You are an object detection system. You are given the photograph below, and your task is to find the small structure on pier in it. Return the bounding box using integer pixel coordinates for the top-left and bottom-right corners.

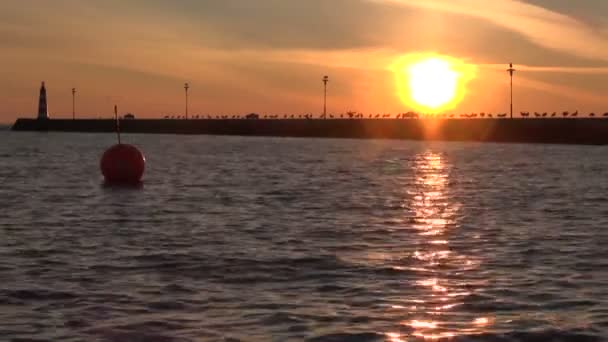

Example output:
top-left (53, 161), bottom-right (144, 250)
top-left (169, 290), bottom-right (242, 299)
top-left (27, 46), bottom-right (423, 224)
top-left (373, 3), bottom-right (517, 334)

top-left (37, 82), bottom-right (49, 120)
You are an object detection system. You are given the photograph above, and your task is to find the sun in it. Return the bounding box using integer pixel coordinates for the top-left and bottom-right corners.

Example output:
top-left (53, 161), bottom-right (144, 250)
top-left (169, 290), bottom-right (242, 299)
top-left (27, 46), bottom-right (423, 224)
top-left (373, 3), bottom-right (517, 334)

top-left (392, 54), bottom-right (476, 112)
top-left (409, 58), bottom-right (458, 109)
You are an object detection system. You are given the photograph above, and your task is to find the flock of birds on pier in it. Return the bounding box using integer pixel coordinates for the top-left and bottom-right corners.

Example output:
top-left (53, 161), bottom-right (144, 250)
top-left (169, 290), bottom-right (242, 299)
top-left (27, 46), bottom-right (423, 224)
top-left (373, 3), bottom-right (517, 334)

top-left (162, 111), bottom-right (608, 120)
top-left (519, 111), bottom-right (608, 118)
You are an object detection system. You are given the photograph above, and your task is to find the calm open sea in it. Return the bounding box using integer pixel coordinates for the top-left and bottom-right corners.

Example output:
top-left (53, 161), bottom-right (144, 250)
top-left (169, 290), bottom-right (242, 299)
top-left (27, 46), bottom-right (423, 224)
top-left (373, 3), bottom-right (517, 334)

top-left (1, 129), bottom-right (607, 341)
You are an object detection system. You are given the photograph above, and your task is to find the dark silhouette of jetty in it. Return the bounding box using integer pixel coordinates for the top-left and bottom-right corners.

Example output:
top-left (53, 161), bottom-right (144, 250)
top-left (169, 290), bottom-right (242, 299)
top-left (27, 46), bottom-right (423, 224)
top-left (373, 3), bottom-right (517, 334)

top-left (11, 117), bottom-right (608, 145)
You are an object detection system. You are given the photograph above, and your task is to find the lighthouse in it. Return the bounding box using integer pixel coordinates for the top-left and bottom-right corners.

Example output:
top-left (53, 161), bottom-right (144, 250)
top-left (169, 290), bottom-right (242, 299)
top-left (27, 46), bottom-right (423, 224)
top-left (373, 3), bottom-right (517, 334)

top-left (37, 82), bottom-right (49, 120)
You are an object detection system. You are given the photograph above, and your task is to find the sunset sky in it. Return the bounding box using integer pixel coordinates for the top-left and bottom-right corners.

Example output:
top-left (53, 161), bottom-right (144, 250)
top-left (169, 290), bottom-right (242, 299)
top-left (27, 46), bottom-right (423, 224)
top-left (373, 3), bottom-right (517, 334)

top-left (1, 0), bottom-right (608, 122)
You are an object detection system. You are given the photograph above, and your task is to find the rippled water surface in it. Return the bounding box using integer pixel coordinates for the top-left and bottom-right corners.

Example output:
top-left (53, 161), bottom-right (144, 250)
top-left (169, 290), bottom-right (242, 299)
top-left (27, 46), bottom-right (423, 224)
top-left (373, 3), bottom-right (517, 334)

top-left (1, 130), bottom-right (608, 341)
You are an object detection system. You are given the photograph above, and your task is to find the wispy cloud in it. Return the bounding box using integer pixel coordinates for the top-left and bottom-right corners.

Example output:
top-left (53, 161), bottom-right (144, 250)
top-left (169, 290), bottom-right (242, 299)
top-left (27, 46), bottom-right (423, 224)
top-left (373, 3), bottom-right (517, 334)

top-left (518, 76), bottom-right (606, 105)
top-left (371, 0), bottom-right (608, 62)
top-left (480, 64), bottom-right (608, 74)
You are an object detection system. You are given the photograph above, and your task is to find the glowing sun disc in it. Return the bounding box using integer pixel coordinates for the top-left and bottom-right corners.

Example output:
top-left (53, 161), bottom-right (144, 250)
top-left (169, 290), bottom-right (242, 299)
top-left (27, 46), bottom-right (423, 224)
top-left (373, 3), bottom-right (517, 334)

top-left (409, 58), bottom-right (458, 109)
top-left (393, 54), bottom-right (476, 112)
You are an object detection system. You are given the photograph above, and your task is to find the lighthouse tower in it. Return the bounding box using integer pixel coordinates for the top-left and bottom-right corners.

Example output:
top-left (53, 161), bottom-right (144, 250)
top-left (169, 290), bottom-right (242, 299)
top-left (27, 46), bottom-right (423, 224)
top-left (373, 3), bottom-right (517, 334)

top-left (37, 82), bottom-right (49, 120)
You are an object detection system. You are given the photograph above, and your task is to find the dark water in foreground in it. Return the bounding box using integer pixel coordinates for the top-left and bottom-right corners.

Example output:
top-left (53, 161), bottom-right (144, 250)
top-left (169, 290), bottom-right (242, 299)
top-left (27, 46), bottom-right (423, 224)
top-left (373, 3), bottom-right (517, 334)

top-left (1, 131), bottom-right (608, 341)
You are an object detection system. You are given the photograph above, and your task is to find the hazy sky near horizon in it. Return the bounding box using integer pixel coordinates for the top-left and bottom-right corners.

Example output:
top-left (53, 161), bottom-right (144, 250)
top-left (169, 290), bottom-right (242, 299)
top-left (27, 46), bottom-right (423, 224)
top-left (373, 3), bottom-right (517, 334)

top-left (1, 0), bottom-right (608, 121)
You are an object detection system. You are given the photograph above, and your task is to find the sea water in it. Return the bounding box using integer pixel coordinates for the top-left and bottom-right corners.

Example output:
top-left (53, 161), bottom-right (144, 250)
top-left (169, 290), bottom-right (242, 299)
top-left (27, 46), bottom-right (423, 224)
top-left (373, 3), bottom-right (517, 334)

top-left (1, 130), bottom-right (607, 341)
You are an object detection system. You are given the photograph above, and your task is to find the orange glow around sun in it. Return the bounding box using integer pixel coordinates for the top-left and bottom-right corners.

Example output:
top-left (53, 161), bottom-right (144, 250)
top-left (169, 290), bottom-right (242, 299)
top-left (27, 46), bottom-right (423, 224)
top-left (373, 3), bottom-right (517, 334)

top-left (392, 53), bottom-right (476, 113)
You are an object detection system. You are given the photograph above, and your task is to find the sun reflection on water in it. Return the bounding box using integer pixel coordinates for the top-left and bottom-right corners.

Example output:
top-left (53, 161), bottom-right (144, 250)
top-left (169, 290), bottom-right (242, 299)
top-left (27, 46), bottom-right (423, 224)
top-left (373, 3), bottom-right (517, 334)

top-left (385, 332), bottom-right (406, 342)
top-left (390, 151), bottom-right (492, 339)
top-left (409, 320), bottom-right (438, 329)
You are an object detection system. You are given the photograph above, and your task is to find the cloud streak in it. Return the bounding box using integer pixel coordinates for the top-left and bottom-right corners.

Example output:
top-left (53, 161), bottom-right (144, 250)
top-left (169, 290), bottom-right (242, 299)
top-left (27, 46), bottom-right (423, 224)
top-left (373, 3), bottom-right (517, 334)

top-left (371, 0), bottom-right (608, 62)
top-left (479, 64), bottom-right (608, 74)
top-left (518, 76), bottom-right (606, 105)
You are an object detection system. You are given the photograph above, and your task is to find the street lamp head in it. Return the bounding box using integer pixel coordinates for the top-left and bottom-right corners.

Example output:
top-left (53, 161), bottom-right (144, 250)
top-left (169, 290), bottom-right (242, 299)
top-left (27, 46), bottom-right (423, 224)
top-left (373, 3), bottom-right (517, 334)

top-left (507, 63), bottom-right (516, 74)
top-left (323, 76), bottom-right (329, 83)
top-left (184, 83), bottom-right (189, 90)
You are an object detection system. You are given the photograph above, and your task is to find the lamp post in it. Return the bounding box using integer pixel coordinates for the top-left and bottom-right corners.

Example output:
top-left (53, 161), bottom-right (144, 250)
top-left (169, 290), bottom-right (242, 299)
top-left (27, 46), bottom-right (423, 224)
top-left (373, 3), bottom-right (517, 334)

top-left (184, 82), bottom-right (190, 119)
top-left (322, 76), bottom-right (329, 118)
top-left (72, 88), bottom-right (76, 120)
top-left (507, 63), bottom-right (516, 119)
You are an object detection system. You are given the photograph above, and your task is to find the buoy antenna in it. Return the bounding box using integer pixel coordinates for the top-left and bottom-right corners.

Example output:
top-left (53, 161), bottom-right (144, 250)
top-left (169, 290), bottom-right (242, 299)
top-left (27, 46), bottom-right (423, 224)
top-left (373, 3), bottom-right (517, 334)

top-left (114, 105), bottom-right (121, 144)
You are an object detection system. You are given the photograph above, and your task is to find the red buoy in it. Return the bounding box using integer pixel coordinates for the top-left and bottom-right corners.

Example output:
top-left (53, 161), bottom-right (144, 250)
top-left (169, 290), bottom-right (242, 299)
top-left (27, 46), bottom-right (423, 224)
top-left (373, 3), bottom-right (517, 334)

top-left (100, 105), bottom-right (145, 184)
top-left (100, 144), bottom-right (145, 184)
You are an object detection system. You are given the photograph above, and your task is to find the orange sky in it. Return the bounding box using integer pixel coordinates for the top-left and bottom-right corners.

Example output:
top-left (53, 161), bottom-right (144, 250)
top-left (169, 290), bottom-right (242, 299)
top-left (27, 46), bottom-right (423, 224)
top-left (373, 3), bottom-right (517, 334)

top-left (1, 0), bottom-right (608, 123)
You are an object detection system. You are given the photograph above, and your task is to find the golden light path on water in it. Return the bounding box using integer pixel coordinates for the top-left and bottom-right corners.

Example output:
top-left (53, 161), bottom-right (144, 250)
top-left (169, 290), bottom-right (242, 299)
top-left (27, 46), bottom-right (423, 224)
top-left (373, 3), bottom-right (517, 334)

top-left (385, 151), bottom-right (493, 340)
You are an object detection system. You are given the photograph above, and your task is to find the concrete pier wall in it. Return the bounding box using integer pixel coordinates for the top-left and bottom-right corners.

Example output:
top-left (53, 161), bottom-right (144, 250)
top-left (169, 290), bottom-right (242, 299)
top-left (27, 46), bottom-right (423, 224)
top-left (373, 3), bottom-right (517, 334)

top-left (11, 118), bottom-right (608, 145)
